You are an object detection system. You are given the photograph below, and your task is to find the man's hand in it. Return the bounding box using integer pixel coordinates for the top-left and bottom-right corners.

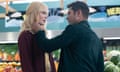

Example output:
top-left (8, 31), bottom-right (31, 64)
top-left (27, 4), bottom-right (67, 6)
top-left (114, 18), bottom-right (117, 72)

top-left (32, 23), bottom-right (46, 33)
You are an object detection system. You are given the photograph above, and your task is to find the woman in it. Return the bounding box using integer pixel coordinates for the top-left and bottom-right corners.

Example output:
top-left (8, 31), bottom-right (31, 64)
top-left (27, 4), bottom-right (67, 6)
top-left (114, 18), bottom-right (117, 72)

top-left (18, 2), bottom-right (56, 72)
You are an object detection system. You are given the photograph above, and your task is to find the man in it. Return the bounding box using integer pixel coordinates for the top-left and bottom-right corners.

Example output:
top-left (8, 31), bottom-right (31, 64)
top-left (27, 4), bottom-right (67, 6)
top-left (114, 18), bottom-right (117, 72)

top-left (32, 1), bottom-right (104, 72)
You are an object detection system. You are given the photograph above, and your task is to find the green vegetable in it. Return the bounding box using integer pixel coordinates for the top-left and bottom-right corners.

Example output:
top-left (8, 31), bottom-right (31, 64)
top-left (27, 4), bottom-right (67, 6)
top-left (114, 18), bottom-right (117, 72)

top-left (110, 55), bottom-right (120, 65)
top-left (104, 64), bottom-right (120, 72)
top-left (117, 62), bottom-right (120, 68)
top-left (104, 61), bottom-right (114, 67)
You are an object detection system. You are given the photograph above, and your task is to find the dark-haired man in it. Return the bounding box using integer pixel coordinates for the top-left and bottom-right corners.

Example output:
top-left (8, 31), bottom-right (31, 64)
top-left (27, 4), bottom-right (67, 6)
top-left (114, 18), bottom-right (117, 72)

top-left (32, 1), bottom-right (104, 72)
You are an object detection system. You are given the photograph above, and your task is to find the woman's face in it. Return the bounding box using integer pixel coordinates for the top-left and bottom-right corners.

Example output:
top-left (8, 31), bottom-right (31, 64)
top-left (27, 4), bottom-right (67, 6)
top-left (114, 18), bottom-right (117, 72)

top-left (37, 10), bottom-right (48, 25)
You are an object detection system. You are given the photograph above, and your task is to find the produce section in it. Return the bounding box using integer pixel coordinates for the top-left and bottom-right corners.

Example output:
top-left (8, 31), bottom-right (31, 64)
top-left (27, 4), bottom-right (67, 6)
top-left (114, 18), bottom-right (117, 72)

top-left (104, 50), bottom-right (120, 72)
top-left (0, 62), bottom-right (21, 72)
top-left (0, 43), bottom-right (21, 72)
top-left (0, 43), bottom-right (60, 72)
top-left (0, 44), bottom-right (20, 61)
top-left (103, 39), bottom-right (120, 72)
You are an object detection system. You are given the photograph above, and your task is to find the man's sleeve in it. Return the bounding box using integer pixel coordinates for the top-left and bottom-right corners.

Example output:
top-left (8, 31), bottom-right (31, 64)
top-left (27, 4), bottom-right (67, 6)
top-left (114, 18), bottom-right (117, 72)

top-left (97, 51), bottom-right (104, 72)
top-left (35, 25), bottom-right (76, 52)
top-left (97, 43), bottom-right (104, 72)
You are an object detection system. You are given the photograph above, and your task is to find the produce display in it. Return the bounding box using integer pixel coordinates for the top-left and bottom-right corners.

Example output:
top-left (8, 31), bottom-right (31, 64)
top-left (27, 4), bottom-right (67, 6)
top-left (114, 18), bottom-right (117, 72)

top-left (104, 50), bottom-right (120, 72)
top-left (0, 44), bottom-right (20, 61)
top-left (0, 44), bottom-right (60, 72)
top-left (4, 44), bottom-right (120, 72)
top-left (0, 62), bottom-right (21, 72)
top-left (0, 44), bottom-right (21, 72)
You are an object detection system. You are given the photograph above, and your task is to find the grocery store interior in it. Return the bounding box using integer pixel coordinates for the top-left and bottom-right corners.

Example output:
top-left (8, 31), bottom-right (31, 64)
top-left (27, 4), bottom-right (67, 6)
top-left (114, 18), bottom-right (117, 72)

top-left (0, 0), bottom-right (120, 72)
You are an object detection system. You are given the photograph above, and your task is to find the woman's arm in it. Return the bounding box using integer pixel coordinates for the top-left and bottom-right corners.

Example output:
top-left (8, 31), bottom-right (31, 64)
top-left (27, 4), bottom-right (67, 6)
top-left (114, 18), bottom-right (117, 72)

top-left (18, 31), bottom-right (34, 72)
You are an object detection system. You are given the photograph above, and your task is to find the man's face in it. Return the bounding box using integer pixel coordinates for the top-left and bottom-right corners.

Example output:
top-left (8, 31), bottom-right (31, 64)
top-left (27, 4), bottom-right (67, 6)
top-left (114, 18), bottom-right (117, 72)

top-left (66, 9), bottom-right (77, 25)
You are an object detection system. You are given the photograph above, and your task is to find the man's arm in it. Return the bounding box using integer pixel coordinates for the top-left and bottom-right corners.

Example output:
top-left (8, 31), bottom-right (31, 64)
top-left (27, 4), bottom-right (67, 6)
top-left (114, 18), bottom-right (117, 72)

top-left (35, 25), bottom-right (76, 52)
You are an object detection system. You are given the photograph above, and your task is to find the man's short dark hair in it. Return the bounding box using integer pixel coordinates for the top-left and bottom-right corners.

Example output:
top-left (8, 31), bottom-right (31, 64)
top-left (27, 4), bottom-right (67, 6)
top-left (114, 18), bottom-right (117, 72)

top-left (67, 1), bottom-right (89, 18)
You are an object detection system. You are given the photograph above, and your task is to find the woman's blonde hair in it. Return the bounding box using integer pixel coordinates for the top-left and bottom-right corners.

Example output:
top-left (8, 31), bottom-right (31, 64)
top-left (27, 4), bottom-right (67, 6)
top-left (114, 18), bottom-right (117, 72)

top-left (20, 1), bottom-right (48, 34)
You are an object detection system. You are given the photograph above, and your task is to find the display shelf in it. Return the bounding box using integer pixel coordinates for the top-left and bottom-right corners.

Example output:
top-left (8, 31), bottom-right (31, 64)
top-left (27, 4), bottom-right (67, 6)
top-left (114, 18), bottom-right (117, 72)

top-left (0, 60), bottom-right (20, 63)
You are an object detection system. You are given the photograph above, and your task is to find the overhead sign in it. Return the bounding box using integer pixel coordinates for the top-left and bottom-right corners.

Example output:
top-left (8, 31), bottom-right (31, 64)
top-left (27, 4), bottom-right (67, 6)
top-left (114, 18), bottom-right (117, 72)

top-left (88, 5), bottom-right (120, 28)
top-left (107, 6), bottom-right (120, 16)
top-left (5, 8), bottom-right (65, 29)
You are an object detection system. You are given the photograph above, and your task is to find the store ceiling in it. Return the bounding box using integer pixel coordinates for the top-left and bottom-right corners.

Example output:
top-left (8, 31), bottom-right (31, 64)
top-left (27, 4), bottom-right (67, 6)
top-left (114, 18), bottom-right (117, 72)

top-left (0, 0), bottom-right (20, 18)
top-left (0, 0), bottom-right (62, 18)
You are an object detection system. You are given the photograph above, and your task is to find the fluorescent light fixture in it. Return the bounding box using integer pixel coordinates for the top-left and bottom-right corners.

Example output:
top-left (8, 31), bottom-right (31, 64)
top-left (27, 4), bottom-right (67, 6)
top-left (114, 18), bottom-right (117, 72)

top-left (59, 9), bottom-right (68, 15)
top-left (59, 7), bottom-right (96, 15)
top-left (104, 37), bottom-right (120, 40)
top-left (0, 41), bottom-right (17, 44)
top-left (89, 7), bottom-right (96, 13)
top-left (0, 2), bottom-right (10, 4)
top-left (13, 0), bottom-right (59, 4)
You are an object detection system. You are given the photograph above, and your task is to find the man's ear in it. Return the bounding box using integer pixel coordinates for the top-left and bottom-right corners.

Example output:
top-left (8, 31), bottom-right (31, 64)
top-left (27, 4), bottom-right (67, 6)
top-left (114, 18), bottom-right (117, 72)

top-left (75, 10), bottom-right (82, 20)
top-left (77, 10), bottom-right (82, 17)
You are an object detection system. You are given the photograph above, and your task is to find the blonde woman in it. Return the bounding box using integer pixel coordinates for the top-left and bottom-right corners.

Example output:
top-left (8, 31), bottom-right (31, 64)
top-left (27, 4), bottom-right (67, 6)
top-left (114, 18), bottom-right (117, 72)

top-left (18, 2), bottom-right (56, 72)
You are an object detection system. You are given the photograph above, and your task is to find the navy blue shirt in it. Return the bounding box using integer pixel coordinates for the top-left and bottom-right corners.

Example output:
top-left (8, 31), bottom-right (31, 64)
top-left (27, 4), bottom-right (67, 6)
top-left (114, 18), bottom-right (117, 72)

top-left (35, 21), bottom-right (104, 72)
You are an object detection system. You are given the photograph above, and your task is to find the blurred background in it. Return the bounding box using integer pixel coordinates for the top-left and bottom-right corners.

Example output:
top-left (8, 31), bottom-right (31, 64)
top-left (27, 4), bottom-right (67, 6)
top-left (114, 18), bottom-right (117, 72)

top-left (0, 0), bottom-right (120, 72)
